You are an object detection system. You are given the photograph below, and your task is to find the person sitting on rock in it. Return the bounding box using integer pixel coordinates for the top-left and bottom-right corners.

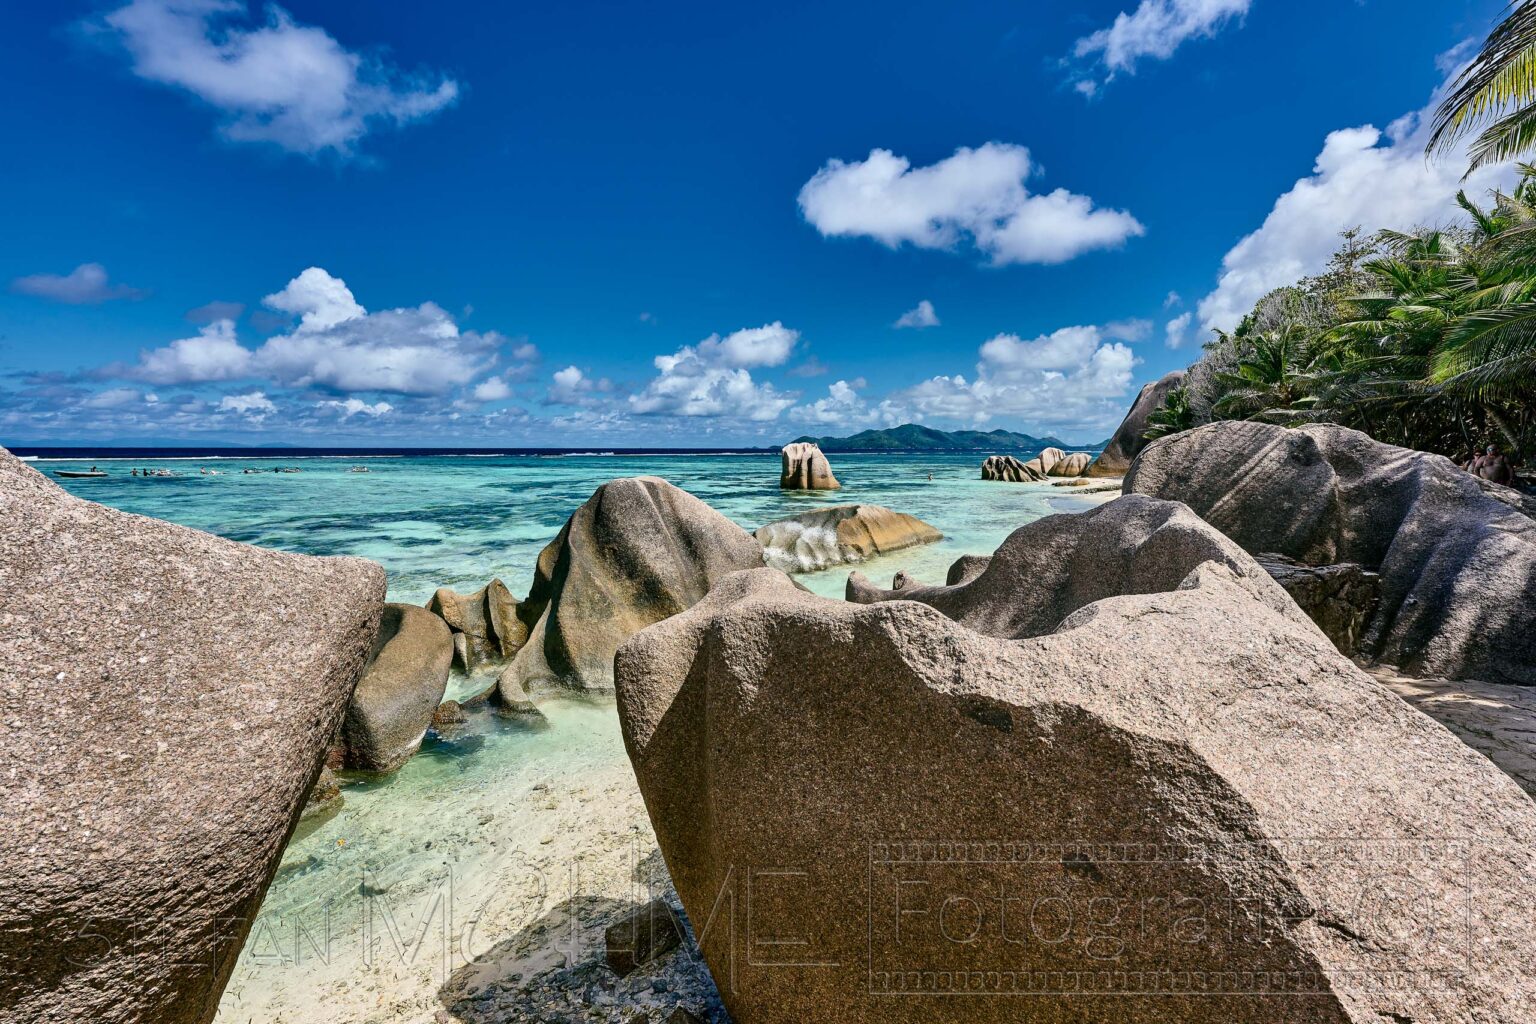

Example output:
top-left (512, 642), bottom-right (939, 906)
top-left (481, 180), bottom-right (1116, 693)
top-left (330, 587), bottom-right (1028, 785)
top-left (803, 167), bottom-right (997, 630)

top-left (1470, 444), bottom-right (1515, 486)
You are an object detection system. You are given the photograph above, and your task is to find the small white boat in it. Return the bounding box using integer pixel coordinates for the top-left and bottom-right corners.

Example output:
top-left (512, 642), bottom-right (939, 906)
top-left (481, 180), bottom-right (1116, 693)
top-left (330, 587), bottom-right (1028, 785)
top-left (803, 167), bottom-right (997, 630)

top-left (55, 470), bottom-right (108, 479)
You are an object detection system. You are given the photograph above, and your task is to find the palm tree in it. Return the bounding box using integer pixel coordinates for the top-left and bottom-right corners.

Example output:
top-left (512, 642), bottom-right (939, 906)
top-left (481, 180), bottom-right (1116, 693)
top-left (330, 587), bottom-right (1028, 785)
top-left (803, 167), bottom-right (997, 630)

top-left (1210, 326), bottom-right (1324, 422)
top-left (1429, 1), bottom-right (1536, 173)
top-left (1142, 386), bottom-right (1195, 440)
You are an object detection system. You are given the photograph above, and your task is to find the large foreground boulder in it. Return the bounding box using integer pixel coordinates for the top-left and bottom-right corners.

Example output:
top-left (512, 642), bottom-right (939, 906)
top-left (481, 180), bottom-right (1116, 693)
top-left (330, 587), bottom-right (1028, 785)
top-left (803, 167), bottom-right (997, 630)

top-left (1126, 421), bottom-right (1536, 684)
top-left (1086, 369), bottom-right (1185, 477)
top-left (338, 603), bottom-right (454, 773)
top-left (779, 442), bottom-right (840, 490)
top-left (498, 477), bottom-right (765, 695)
top-left (617, 496), bottom-right (1536, 1024)
top-left (0, 448), bottom-right (384, 1024)
top-left (754, 504), bottom-right (942, 573)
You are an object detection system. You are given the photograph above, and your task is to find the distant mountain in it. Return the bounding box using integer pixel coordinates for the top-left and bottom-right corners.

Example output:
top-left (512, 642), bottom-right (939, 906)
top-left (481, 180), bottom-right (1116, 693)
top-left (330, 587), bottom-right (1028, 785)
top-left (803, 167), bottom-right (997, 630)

top-left (790, 423), bottom-right (1097, 453)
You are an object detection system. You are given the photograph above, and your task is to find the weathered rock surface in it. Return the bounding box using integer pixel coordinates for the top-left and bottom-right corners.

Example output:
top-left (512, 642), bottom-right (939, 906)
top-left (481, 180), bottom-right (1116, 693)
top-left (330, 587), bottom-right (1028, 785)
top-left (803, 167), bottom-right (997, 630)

top-left (339, 603), bottom-right (453, 773)
top-left (980, 454), bottom-right (1043, 482)
top-left (754, 504), bottom-right (942, 573)
top-left (1126, 421), bottom-right (1536, 684)
top-left (427, 578), bottom-right (525, 672)
top-left (847, 495), bottom-right (1299, 630)
top-left (779, 442), bottom-right (840, 490)
top-left (0, 447), bottom-right (384, 1024)
top-left (617, 495), bottom-right (1536, 1024)
top-left (1086, 369), bottom-right (1186, 477)
top-left (605, 898), bottom-right (684, 976)
top-left (498, 477), bottom-right (765, 695)
top-left (1047, 450), bottom-right (1093, 477)
top-left (1255, 554), bottom-right (1380, 657)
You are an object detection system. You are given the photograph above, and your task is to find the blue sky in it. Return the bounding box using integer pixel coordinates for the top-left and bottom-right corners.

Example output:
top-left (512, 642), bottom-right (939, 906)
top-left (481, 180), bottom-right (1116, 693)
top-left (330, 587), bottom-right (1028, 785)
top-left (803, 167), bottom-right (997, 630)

top-left (0, 0), bottom-right (1512, 446)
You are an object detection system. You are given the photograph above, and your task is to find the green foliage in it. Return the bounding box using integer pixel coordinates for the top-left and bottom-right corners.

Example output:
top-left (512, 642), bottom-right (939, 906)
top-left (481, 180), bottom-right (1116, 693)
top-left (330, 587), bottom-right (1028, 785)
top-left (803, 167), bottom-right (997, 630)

top-left (1430, 1), bottom-right (1536, 174)
top-left (1143, 385), bottom-right (1195, 441)
top-left (1172, 175), bottom-right (1536, 465)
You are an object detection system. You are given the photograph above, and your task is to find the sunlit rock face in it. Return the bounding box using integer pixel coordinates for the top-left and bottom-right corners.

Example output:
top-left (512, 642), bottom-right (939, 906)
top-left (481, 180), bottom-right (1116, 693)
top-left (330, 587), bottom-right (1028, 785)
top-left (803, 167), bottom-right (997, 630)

top-left (1126, 420), bottom-right (1536, 685)
top-left (754, 504), bottom-right (942, 573)
top-left (1086, 369), bottom-right (1186, 477)
top-left (779, 442), bottom-right (841, 490)
top-left (0, 447), bottom-right (384, 1024)
top-left (498, 476), bottom-right (765, 695)
top-left (616, 496), bottom-right (1536, 1024)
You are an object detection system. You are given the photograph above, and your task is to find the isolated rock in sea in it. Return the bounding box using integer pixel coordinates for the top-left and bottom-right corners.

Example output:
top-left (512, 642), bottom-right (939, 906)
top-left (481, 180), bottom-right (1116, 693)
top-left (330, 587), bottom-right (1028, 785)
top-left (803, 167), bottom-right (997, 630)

top-left (616, 497), bottom-right (1536, 1024)
top-left (754, 504), bottom-right (942, 573)
top-left (605, 897), bottom-right (684, 976)
top-left (339, 603), bottom-right (454, 773)
top-left (0, 447), bottom-right (384, 1024)
top-left (1047, 450), bottom-right (1093, 477)
top-left (1256, 554), bottom-right (1381, 656)
top-left (778, 442), bottom-right (841, 490)
top-left (1126, 420), bottom-right (1536, 684)
top-left (499, 476), bottom-right (765, 695)
top-left (427, 578), bottom-right (525, 672)
top-left (979, 454), bottom-right (1043, 482)
top-left (1085, 368), bottom-right (1186, 477)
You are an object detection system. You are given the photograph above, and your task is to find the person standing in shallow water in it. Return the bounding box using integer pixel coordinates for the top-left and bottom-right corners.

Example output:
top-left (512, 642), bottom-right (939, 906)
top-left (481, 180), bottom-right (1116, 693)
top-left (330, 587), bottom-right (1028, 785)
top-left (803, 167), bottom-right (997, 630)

top-left (1470, 444), bottom-right (1516, 486)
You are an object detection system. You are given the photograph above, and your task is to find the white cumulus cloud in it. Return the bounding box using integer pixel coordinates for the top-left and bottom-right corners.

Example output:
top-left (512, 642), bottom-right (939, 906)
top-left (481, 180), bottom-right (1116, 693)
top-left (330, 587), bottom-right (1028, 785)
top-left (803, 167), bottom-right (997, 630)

top-left (317, 397), bottom-right (392, 417)
top-left (1196, 73), bottom-right (1514, 333)
top-left (472, 376), bottom-right (513, 402)
top-left (10, 263), bottom-right (144, 304)
top-left (630, 325), bottom-right (800, 421)
top-left (789, 379), bottom-right (903, 429)
top-left (97, 0), bottom-right (459, 158)
top-left (218, 390), bottom-right (276, 419)
top-left (894, 300), bottom-right (940, 329)
top-left (1074, 0), bottom-right (1251, 88)
top-left (1165, 311), bottom-right (1194, 349)
top-left (797, 143), bottom-right (1143, 266)
top-left (892, 324), bottom-right (1139, 434)
top-left (125, 267), bottom-right (518, 396)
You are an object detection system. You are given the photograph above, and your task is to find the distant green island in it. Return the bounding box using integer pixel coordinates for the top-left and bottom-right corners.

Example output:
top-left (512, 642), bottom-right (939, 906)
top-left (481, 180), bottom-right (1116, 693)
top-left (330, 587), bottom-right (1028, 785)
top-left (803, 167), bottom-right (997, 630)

top-left (791, 423), bottom-right (1102, 453)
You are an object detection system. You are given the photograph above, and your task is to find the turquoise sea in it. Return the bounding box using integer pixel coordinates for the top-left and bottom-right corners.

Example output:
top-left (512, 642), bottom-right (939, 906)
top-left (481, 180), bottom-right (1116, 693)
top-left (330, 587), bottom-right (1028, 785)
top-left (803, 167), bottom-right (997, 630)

top-left (41, 451), bottom-right (1115, 1022)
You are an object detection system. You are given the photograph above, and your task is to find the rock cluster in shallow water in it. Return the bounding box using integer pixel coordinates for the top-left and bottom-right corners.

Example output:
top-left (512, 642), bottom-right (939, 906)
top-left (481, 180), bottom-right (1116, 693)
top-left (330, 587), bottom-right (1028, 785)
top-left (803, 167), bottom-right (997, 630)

top-left (617, 494), bottom-right (1536, 1024)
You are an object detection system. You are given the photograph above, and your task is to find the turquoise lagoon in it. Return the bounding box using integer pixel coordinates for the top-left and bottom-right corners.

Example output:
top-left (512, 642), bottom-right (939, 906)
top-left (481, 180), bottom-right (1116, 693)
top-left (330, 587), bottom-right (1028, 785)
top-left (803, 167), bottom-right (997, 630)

top-left (45, 451), bottom-right (1114, 1021)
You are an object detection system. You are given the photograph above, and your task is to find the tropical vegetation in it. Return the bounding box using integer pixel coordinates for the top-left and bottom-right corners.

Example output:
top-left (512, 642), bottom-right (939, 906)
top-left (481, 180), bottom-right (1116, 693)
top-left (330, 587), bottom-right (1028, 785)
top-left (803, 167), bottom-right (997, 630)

top-left (1159, 180), bottom-right (1536, 465)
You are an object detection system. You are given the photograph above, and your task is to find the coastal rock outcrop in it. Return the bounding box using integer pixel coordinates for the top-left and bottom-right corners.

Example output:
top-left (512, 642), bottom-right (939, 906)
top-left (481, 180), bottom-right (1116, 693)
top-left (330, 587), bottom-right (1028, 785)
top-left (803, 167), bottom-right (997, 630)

top-left (1047, 450), bottom-right (1093, 477)
top-left (498, 476), bottom-right (765, 695)
top-left (339, 603), bottom-right (454, 773)
top-left (778, 442), bottom-right (840, 490)
top-left (980, 454), bottom-right (1042, 482)
top-left (754, 504), bottom-right (942, 573)
top-left (616, 496), bottom-right (1536, 1024)
top-left (1125, 421), bottom-right (1536, 684)
top-left (1255, 554), bottom-right (1380, 656)
top-left (1085, 368), bottom-right (1185, 477)
top-left (427, 578), bottom-right (525, 672)
top-left (0, 447), bottom-right (384, 1024)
